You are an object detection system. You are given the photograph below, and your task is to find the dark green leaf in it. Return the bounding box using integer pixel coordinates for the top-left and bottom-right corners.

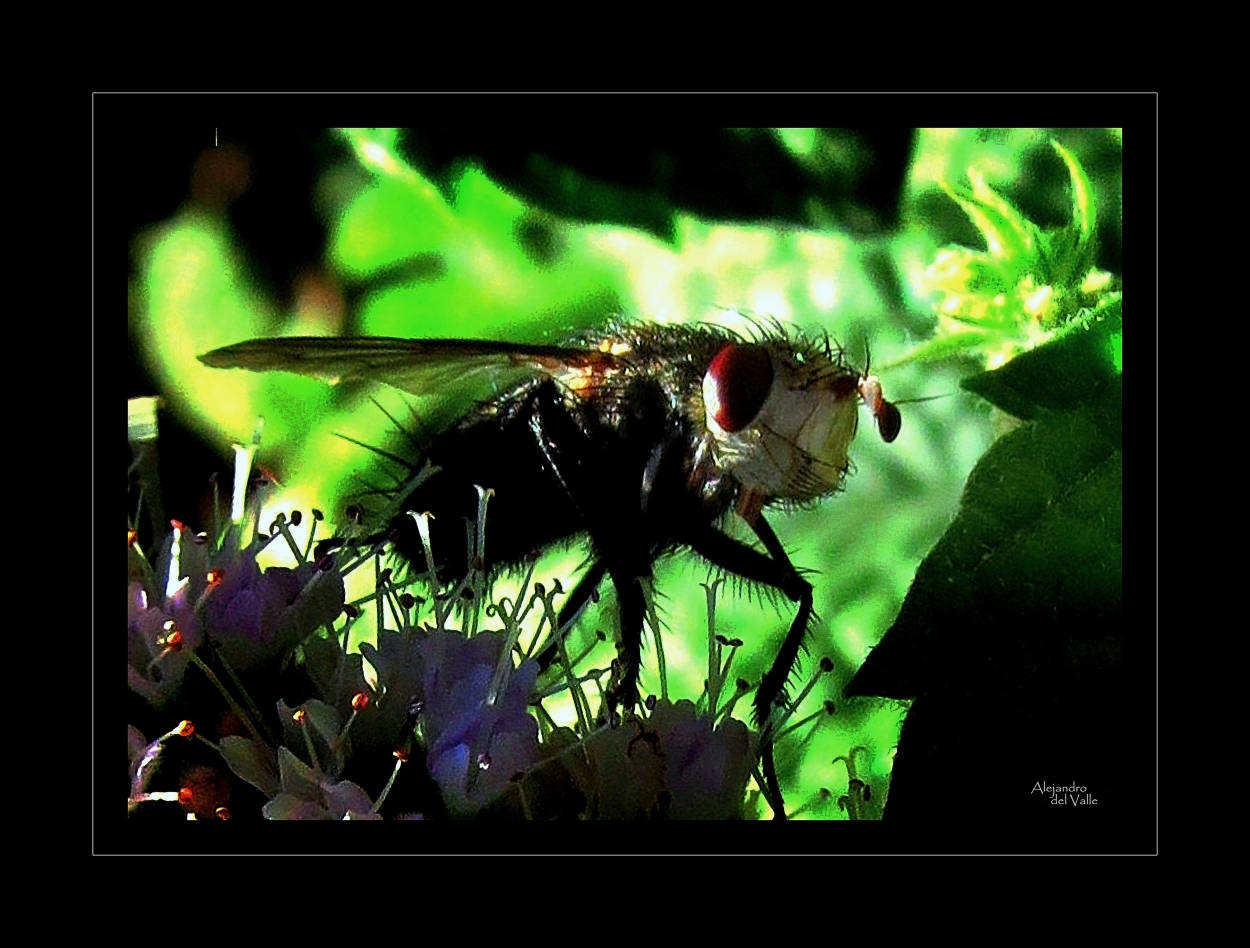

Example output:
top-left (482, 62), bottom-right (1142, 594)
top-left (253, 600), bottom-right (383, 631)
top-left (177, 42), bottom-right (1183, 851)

top-left (848, 306), bottom-right (1122, 701)
top-left (960, 297), bottom-right (1121, 445)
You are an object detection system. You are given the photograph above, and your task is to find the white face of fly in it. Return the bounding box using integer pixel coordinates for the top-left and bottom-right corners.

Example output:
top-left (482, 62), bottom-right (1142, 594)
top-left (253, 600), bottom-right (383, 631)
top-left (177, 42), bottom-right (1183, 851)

top-left (701, 340), bottom-right (862, 503)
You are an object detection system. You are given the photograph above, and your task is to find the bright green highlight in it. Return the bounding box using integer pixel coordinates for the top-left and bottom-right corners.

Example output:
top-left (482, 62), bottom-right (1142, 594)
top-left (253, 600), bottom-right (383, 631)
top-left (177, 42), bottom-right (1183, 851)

top-left (775, 127), bottom-right (818, 158)
top-left (901, 134), bottom-right (1119, 372)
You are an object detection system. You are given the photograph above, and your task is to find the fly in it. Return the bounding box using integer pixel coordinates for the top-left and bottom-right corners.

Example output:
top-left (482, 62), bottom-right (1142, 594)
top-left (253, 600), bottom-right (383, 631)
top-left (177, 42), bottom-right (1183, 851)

top-left (199, 319), bottom-right (902, 819)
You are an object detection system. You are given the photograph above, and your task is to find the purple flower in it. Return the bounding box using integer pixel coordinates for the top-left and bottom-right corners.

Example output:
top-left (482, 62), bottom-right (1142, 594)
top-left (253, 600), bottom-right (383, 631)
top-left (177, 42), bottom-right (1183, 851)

top-left (263, 746), bottom-right (382, 820)
top-left (128, 581), bottom-right (201, 704)
top-left (646, 699), bottom-right (756, 820)
top-left (414, 631), bottom-right (541, 813)
top-left (577, 699), bottom-right (757, 819)
top-left (202, 546), bottom-right (344, 669)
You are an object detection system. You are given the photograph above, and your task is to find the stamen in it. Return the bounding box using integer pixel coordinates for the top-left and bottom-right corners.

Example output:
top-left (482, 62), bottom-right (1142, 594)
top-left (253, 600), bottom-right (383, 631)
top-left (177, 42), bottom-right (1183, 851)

top-left (292, 706), bottom-right (323, 774)
top-left (786, 787), bottom-right (833, 820)
top-left (372, 751), bottom-right (407, 813)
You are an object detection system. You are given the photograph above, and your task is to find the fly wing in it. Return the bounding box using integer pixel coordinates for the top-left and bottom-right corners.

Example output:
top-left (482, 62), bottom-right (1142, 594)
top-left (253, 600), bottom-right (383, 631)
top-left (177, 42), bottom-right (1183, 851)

top-left (198, 336), bottom-right (618, 396)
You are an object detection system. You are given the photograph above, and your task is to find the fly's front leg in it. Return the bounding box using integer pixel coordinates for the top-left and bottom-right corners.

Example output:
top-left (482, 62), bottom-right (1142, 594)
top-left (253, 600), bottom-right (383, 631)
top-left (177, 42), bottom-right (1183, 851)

top-left (746, 514), bottom-right (815, 734)
top-left (750, 514), bottom-right (814, 823)
top-left (679, 515), bottom-right (814, 820)
top-left (679, 516), bottom-right (814, 725)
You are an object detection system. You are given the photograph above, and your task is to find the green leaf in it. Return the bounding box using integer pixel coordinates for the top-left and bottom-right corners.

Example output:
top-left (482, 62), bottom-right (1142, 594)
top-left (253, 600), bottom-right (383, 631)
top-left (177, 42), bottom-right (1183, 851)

top-left (846, 295), bottom-right (1122, 702)
top-left (850, 293), bottom-right (1125, 700)
top-left (1047, 141), bottom-right (1099, 289)
top-left (1036, 227), bottom-right (1078, 286)
top-left (1052, 140), bottom-right (1097, 253)
top-left (960, 297), bottom-right (1121, 445)
top-left (940, 174), bottom-right (1038, 270)
top-left (845, 410), bottom-right (1121, 700)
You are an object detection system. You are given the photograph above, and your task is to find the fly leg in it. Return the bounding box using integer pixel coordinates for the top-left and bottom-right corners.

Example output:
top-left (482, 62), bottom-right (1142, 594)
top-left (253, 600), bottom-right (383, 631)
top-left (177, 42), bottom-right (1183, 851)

top-left (744, 515), bottom-right (815, 737)
top-left (522, 382), bottom-right (650, 719)
top-left (678, 516), bottom-right (814, 821)
top-left (533, 549), bottom-right (648, 722)
top-left (602, 558), bottom-right (649, 717)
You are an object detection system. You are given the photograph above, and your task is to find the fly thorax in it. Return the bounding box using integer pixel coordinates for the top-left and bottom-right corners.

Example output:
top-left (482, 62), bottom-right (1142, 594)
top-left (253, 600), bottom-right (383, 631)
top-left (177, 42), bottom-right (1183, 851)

top-left (702, 341), bottom-right (861, 502)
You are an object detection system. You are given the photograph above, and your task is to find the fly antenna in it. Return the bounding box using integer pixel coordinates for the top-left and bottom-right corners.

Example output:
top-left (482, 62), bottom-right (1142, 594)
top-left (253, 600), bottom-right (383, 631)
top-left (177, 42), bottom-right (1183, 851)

top-left (890, 392), bottom-right (957, 406)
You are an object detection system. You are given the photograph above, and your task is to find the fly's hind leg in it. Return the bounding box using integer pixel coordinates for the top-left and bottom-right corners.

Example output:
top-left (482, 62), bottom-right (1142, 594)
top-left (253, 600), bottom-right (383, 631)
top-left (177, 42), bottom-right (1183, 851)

top-left (522, 382), bottom-right (651, 722)
top-left (539, 552), bottom-right (649, 723)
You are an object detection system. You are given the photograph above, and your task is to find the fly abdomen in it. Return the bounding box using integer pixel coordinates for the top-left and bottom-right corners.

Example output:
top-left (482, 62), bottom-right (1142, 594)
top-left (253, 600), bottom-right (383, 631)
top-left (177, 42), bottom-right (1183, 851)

top-left (387, 381), bottom-right (590, 586)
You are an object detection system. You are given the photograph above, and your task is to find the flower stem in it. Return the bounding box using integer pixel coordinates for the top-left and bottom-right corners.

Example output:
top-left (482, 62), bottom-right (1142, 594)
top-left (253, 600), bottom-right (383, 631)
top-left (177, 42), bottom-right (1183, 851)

top-left (188, 652), bottom-right (268, 747)
top-left (214, 648), bottom-right (279, 746)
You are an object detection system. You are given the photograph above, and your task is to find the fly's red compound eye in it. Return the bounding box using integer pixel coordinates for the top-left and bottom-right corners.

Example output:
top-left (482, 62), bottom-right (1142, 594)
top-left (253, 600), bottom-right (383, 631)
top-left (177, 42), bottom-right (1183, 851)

top-left (703, 344), bottom-right (774, 433)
